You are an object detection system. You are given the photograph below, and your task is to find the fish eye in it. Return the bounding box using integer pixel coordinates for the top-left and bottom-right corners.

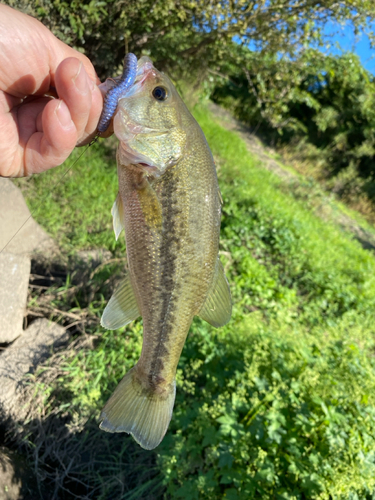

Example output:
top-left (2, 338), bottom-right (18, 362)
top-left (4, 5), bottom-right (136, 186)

top-left (152, 86), bottom-right (168, 101)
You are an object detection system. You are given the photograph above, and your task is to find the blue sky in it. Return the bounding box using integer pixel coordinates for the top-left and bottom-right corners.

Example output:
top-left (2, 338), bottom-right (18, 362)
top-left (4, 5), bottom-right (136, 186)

top-left (239, 22), bottom-right (375, 75)
top-left (325, 23), bottom-right (375, 74)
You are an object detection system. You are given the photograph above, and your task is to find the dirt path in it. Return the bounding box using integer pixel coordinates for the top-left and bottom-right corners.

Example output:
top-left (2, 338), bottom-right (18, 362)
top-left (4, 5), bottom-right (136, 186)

top-left (209, 102), bottom-right (375, 253)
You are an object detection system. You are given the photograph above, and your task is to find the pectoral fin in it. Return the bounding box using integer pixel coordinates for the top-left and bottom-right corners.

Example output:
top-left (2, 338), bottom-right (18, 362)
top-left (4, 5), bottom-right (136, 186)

top-left (199, 259), bottom-right (232, 327)
top-left (101, 274), bottom-right (140, 330)
top-left (112, 193), bottom-right (125, 241)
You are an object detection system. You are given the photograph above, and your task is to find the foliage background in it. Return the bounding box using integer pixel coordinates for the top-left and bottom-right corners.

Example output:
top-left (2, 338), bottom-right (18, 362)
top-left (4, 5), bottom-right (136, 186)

top-left (7, 0), bottom-right (375, 215)
top-left (6, 0), bottom-right (375, 78)
top-left (3, 0), bottom-right (375, 498)
top-left (211, 46), bottom-right (375, 221)
top-left (7, 106), bottom-right (375, 499)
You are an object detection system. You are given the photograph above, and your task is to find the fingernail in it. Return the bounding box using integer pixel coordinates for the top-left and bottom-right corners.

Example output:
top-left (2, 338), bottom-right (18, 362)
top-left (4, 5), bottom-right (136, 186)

top-left (56, 101), bottom-right (73, 128)
top-left (88, 76), bottom-right (96, 91)
top-left (73, 62), bottom-right (88, 94)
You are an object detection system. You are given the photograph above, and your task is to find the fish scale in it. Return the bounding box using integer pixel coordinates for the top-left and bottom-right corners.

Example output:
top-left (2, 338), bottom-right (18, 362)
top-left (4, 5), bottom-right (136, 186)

top-left (99, 56), bottom-right (232, 449)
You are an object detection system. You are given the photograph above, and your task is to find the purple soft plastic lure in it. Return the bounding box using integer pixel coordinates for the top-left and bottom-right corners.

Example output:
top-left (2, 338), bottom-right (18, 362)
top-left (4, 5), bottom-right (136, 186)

top-left (97, 53), bottom-right (138, 134)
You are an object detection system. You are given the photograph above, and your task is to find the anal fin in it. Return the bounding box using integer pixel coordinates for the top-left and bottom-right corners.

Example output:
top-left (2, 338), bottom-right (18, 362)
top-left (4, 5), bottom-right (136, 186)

top-left (101, 273), bottom-right (140, 330)
top-left (198, 258), bottom-right (232, 327)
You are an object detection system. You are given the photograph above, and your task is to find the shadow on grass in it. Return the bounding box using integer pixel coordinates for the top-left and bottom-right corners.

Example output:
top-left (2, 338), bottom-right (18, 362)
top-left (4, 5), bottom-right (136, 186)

top-left (2, 408), bottom-right (163, 500)
top-left (0, 252), bottom-right (164, 500)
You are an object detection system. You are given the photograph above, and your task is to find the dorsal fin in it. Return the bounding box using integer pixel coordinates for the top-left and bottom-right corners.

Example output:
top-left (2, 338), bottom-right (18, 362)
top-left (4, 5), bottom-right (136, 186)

top-left (198, 259), bottom-right (232, 328)
top-left (101, 274), bottom-right (141, 330)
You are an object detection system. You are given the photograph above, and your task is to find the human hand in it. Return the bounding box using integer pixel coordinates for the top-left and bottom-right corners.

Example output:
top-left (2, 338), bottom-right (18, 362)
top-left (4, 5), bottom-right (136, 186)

top-left (0, 5), bottom-right (103, 177)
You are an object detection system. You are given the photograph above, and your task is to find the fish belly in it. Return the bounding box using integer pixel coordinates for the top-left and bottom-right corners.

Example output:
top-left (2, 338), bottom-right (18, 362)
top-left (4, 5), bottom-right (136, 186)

top-left (120, 149), bottom-right (220, 387)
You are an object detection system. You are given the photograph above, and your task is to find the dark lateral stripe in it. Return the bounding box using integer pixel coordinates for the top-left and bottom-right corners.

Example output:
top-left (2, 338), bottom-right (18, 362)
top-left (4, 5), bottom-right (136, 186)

top-left (149, 172), bottom-right (182, 375)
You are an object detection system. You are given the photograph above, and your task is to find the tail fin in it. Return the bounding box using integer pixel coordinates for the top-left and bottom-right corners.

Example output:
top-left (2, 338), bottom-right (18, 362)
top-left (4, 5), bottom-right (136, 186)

top-left (99, 366), bottom-right (176, 450)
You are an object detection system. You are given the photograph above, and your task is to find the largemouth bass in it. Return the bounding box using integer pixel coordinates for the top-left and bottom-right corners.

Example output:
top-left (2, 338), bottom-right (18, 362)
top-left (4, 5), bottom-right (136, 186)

top-left (99, 57), bottom-right (231, 450)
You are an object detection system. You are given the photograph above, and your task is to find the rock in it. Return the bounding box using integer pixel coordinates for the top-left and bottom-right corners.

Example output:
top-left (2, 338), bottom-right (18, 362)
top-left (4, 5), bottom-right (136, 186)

top-left (0, 447), bottom-right (37, 500)
top-left (0, 254), bottom-right (31, 343)
top-left (0, 319), bottom-right (68, 417)
top-left (0, 178), bottom-right (56, 256)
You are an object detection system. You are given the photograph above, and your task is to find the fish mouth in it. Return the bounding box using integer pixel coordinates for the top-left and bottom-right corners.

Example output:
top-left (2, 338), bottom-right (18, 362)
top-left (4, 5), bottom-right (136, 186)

top-left (100, 56), bottom-right (156, 98)
top-left (116, 60), bottom-right (167, 133)
top-left (116, 57), bottom-right (157, 101)
top-left (113, 56), bottom-right (172, 175)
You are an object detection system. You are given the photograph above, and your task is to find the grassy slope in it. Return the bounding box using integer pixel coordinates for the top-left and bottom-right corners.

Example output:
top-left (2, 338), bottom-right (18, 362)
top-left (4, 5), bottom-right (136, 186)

top-left (13, 105), bottom-right (375, 499)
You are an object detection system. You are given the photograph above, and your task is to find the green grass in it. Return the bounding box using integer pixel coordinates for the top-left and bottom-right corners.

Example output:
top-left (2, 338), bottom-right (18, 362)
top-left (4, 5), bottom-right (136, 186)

top-left (13, 104), bottom-right (375, 499)
top-left (269, 152), bottom-right (375, 240)
top-left (14, 137), bottom-right (123, 253)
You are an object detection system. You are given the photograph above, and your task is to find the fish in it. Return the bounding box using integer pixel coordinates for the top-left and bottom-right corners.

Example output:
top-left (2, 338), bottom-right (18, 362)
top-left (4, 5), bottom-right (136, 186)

top-left (99, 56), bottom-right (232, 450)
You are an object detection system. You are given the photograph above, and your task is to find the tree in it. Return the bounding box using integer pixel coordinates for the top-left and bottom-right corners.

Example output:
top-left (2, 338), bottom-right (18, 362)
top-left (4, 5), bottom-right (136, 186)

top-left (5, 0), bottom-right (375, 79)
